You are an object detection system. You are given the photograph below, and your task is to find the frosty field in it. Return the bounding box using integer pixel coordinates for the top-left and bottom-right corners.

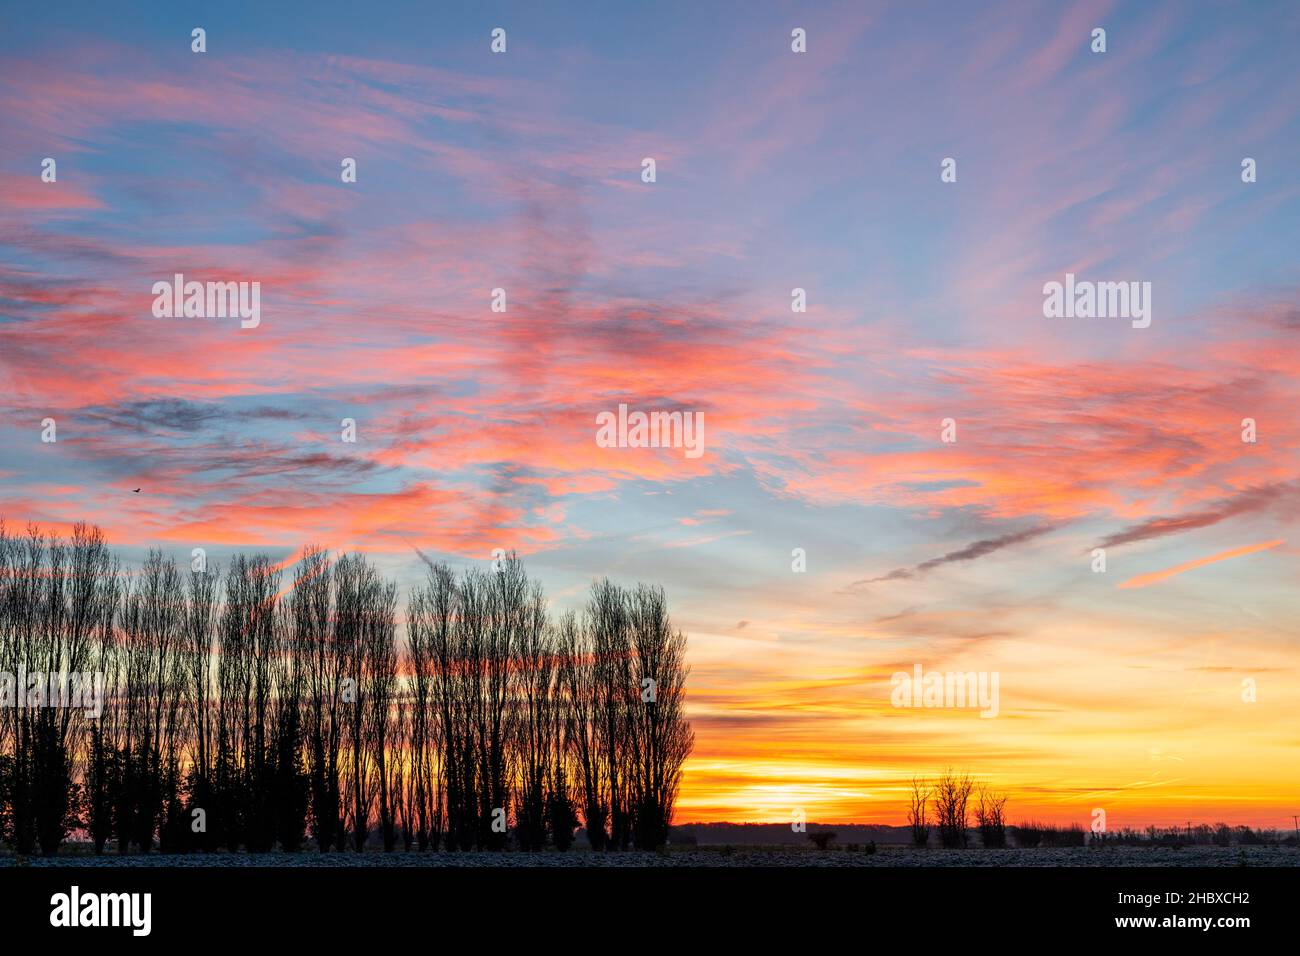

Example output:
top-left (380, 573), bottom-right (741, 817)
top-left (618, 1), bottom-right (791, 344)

top-left (4, 845), bottom-right (1296, 867)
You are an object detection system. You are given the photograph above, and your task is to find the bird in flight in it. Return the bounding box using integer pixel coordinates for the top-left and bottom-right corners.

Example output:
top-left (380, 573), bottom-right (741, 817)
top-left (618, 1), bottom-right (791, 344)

top-left (132, 488), bottom-right (140, 493)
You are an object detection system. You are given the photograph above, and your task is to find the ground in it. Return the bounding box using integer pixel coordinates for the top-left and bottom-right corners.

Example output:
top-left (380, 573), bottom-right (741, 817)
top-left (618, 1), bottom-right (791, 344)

top-left (4, 844), bottom-right (1297, 867)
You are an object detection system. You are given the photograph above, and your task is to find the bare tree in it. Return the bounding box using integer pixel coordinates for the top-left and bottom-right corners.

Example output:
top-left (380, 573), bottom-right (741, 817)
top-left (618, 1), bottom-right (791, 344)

top-left (33, 526), bottom-right (113, 854)
top-left (272, 583), bottom-right (309, 852)
top-left (476, 558), bottom-right (527, 850)
top-left (908, 776), bottom-right (931, 847)
top-left (625, 584), bottom-right (693, 849)
top-left (296, 547), bottom-right (342, 852)
top-left (214, 556), bottom-right (252, 851)
top-left (0, 525), bottom-right (47, 854)
top-left (545, 614), bottom-right (578, 850)
top-left (976, 786), bottom-right (1008, 848)
top-left (557, 610), bottom-right (608, 850)
top-left (421, 561), bottom-right (478, 850)
top-left (0, 524), bottom-right (15, 847)
top-left (118, 550), bottom-right (185, 853)
top-left (588, 579), bottom-right (633, 849)
top-left (246, 557), bottom-right (280, 852)
top-left (406, 574), bottom-right (442, 850)
top-left (84, 543), bottom-right (122, 855)
top-left (180, 557), bottom-right (218, 850)
top-left (513, 595), bottom-right (556, 851)
top-left (335, 554), bottom-right (379, 851)
top-left (933, 768), bottom-right (973, 848)
top-left (395, 689), bottom-right (417, 851)
top-left (214, 555), bottom-right (281, 852)
top-left (366, 572), bottom-right (399, 852)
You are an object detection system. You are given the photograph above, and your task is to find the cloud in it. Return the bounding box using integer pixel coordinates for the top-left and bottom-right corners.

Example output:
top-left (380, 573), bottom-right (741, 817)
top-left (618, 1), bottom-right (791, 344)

top-left (851, 525), bottom-right (1056, 587)
top-left (1117, 539), bottom-right (1284, 589)
top-left (1096, 483), bottom-right (1296, 549)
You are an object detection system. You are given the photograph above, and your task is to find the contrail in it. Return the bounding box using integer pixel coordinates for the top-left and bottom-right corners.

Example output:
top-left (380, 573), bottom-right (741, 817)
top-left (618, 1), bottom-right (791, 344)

top-left (1118, 539), bottom-right (1284, 589)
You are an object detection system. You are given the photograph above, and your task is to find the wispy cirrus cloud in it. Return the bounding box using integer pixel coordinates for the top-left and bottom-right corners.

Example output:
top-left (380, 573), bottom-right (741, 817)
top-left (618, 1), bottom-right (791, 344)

top-left (1117, 538), bottom-right (1285, 589)
top-left (850, 525), bottom-right (1058, 587)
top-left (1095, 483), bottom-right (1298, 550)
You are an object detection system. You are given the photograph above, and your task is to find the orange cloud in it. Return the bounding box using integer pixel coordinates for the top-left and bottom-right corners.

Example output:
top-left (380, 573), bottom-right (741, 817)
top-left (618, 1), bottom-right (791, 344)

top-left (1117, 539), bottom-right (1285, 589)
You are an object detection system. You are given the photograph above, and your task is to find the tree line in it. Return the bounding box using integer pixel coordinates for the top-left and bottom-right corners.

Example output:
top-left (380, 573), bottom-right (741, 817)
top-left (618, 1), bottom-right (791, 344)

top-left (0, 521), bottom-right (693, 856)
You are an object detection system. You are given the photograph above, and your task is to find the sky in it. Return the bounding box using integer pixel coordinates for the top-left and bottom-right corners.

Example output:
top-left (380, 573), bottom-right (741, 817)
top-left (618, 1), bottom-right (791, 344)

top-left (1, 0), bottom-right (1298, 830)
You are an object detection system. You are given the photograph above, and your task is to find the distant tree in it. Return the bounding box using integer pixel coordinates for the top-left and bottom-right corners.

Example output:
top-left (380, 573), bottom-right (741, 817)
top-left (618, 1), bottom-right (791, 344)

top-left (1013, 822), bottom-right (1041, 847)
top-left (1039, 823), bottom-right (1086, 847)
top-left (976, 786), bottom-right (1007, 848)
top-left (933, 769), bottom-right (973, 848)
top-left (809, 831), bottom-right (837, 850)
top-left (908, 777), bottom-right (932, 847)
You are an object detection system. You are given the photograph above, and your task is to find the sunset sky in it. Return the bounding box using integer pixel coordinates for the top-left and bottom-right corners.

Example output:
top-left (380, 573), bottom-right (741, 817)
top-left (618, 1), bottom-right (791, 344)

top-left (2, 1), bottom-right (1298, 830)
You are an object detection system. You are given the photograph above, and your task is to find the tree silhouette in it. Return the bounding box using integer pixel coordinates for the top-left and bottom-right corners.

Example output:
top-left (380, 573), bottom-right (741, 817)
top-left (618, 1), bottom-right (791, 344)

top-left (0, 522), bottom-right (695, 856)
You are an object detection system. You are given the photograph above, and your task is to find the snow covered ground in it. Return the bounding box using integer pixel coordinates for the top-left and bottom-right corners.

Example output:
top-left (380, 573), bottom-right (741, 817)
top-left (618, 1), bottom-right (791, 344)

top-left (4, 844), bottom-right (1296, 867)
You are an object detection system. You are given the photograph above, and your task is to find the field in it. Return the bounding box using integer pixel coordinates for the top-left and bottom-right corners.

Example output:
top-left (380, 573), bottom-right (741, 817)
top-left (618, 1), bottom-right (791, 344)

top-left (5, 844), bottom-right (1297, 867)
